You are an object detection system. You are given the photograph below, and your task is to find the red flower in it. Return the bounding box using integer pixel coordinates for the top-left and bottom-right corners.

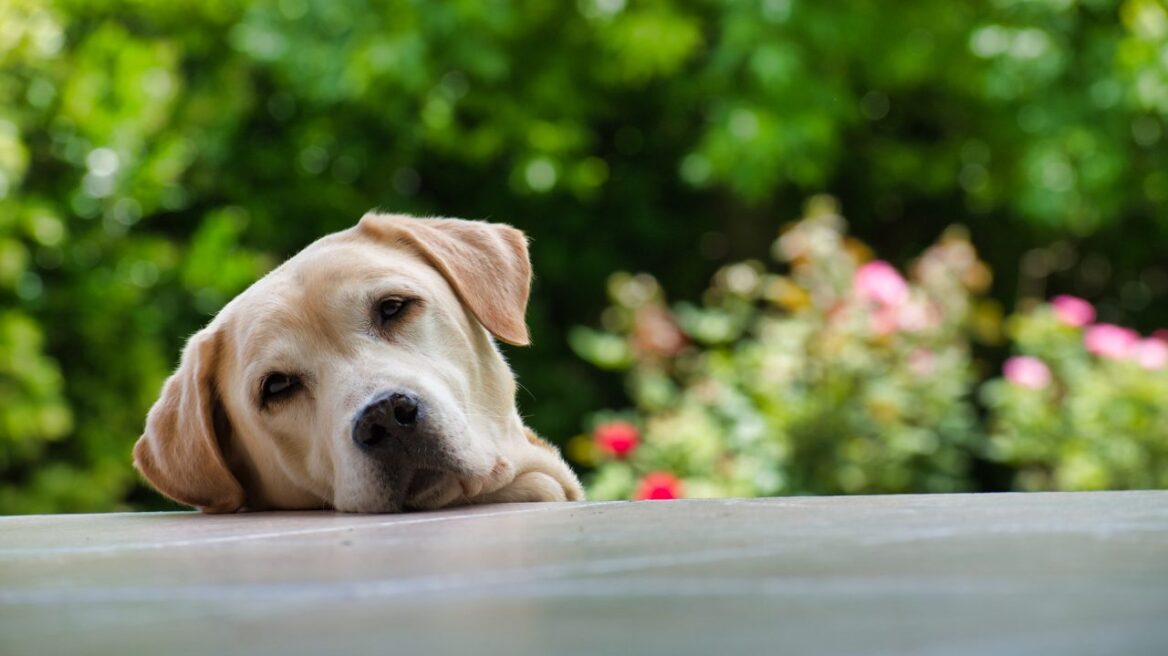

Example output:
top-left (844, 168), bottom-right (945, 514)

top-left (594, 421), bottom-right (639, 458)
top-left (634, 472), bottom-right (683, 500)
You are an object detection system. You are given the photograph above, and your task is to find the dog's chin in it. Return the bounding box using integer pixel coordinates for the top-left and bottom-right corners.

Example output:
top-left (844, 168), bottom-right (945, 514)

top-left (334, 470), bottom-right (467, 513)
top-left (401, 469), bottom-right (466, 510)
top-left (333, 448), bottom-right (506, 513)
top-left (332, 496), bottom-right (402, 514)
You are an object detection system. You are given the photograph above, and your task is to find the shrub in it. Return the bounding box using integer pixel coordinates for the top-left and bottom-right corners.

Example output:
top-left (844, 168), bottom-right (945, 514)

top-left (572, 197), bottom-right (1167, 499)
top-left (983, 306), bottom-right (1168, 490)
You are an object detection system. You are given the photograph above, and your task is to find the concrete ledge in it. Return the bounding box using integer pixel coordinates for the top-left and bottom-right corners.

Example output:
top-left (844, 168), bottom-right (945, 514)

top-left (2, 491), bottom-right (1166, 655)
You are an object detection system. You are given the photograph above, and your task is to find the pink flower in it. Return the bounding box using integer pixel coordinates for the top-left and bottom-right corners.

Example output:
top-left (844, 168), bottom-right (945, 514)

top-left (1050, 295), bottom-right (1095, 327)
top-left (632, 306), bottom-right (686, 357)
top-left (896, 299), bottom-right (940, 332)
top-left (870, 305), bottom-right (900, 335)
top-left (634, 472), bottom-right (683, 500)
top-left (594, 421), bottom-right (639, 458)
top-left (1084, 324), bottom-right (1140, 359)
top-left (1132, 338), bottom-right (1168, 370)
top-left (1003, 356), bottom-right (1052, 390)
top-left (907, 349), bottom-right (937, 377)
top-left (854, 261), bottom-right (910, 307)
top-left (869, 299), bottom-right (939, 336)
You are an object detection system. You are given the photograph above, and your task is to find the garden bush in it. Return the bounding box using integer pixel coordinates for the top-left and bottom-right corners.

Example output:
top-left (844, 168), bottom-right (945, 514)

top-left (985, 301), bottom-right (1168, 490)
top-left (572, 197), bottom-right (1167, 500)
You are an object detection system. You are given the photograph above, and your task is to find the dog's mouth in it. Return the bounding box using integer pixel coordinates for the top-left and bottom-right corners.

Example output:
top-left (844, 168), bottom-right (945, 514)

top-left (404, 468), bottom-right (447, 502)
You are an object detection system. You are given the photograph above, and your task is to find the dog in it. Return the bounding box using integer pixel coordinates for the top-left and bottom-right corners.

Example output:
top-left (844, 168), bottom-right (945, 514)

top-left (134, 213), bottom-right (584, 513)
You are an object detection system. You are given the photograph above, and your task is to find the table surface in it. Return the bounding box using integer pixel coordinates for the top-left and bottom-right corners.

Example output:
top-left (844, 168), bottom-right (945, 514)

top-left (1, 491), bottom-right (1166, 656)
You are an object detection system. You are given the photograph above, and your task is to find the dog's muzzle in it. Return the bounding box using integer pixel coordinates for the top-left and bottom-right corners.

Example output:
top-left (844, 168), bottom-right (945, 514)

top-left (351, 390), bottom-right (459, 507)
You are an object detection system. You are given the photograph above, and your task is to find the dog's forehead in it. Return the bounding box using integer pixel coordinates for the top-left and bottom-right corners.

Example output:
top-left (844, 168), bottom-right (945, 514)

top-left (289, 233), bottom-right (428, 284)
top-left (220, 234), bottom-right (443, 366)
top-left (256, 236), bottom-right (437, 305)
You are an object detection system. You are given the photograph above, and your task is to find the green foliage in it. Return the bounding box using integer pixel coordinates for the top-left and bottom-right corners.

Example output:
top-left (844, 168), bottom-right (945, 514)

top-left (984, 311), bottom-right (1168, 490)
top-left (574, 198), bottom-right (1167, 500)
top-left (1, 0), bottom-right (1166, 512)
top-left (575, 198), bottom-right (991, 498)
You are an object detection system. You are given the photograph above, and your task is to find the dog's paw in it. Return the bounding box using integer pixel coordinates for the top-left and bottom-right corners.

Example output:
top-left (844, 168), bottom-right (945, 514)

top-left (473, 471), bottom-right (572, 503)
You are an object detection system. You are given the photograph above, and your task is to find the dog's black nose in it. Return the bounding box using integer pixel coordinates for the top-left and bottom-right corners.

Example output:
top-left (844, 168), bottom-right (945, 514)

top-left (389, 393), bottom-right (418, 427)
top-left (352, 391), bottom-right (424, 449)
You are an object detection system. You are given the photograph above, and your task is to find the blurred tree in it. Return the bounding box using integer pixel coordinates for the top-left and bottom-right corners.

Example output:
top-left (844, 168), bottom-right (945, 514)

top-left (1, 0), bottom-right (1165, 511)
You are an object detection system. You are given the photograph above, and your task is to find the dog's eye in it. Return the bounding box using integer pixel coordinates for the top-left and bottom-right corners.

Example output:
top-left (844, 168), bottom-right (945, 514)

top-left (261, 373), bottom-right (301, 404)
top-left (378, 298), bottom-right (408, 323)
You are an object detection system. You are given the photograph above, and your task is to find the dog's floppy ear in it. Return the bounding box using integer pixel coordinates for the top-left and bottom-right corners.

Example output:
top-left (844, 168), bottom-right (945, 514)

top-left (133, 327), bottom-right (245, 513)
top-left (357, 213), bottom-right (533, 346)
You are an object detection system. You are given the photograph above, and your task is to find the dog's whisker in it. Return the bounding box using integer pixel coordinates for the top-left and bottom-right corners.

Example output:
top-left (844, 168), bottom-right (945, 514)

top-left (514, 380), bottom-right (536, 401)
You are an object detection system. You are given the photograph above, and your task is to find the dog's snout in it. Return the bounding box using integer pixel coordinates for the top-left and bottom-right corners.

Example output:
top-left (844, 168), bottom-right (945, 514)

top-left (352, 391), bottom-right (424, 450)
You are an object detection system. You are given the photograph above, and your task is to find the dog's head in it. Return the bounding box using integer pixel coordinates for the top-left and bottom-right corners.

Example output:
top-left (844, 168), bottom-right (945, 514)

top-left (134, 213), bottom-right (580, 513)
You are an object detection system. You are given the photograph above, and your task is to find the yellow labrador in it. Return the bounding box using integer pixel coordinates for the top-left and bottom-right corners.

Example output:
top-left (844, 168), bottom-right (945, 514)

top-left (134, 213), bottom-right (583, 513)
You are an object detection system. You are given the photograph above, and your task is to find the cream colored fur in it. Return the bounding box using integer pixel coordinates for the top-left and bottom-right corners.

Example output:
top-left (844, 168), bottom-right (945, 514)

top-left (134, 213), bottom-right (583, 513)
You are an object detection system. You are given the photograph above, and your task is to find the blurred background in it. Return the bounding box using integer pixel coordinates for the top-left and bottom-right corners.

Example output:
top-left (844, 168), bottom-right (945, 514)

top-left (1, 0), bottom-right (1166, 512)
